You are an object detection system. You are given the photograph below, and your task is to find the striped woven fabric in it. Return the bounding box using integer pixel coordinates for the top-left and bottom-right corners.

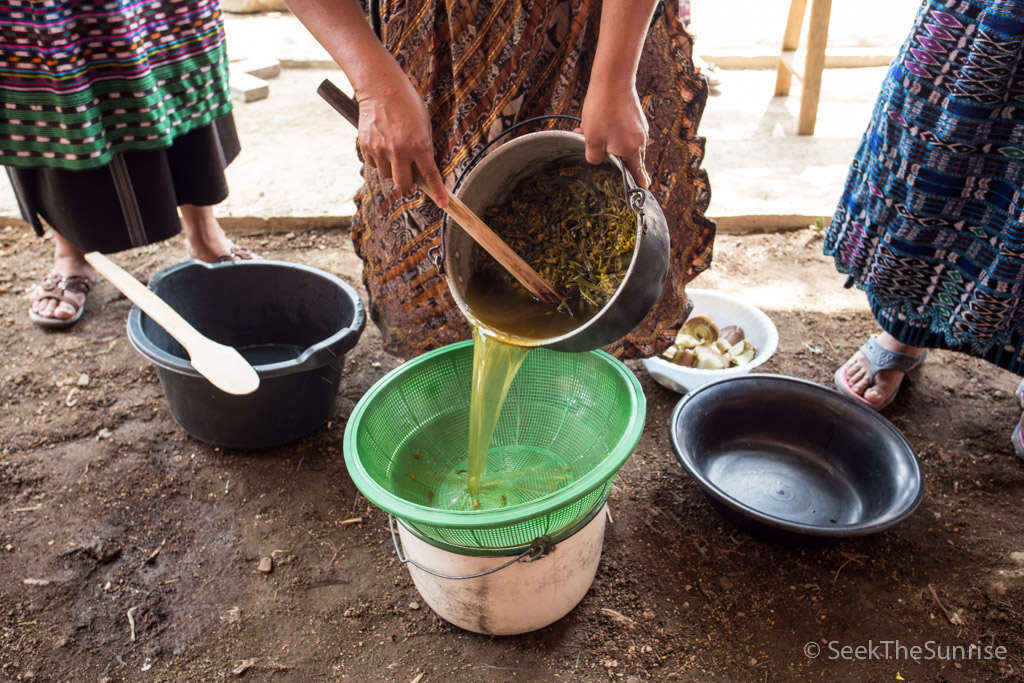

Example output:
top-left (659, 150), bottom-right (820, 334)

top-left (0, 0), bottom-right (232, 170)
top-left (353, 0), bottom-right (714, 360)
top-left (825, 0), bottom-right (1024, 371)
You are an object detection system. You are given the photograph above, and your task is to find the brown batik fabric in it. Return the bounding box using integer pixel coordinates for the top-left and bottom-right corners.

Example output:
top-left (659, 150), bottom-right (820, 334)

top-left (352, 0), bottom-right (714, 360)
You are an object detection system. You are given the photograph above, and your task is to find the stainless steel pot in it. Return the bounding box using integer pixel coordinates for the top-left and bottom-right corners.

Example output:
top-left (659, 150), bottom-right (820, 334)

top-left (437, 128), bottom-right (670, 352)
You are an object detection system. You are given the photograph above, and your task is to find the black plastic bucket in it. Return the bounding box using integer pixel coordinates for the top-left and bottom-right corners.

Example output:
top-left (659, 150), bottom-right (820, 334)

top-left (126, 259), bottom-right (366, 449)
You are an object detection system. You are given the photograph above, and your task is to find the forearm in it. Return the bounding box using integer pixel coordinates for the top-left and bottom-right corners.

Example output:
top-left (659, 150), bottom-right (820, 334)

top-left (283, 0), bottom-right (406, 100)
top-left (591, 0), bottom-right (659, 87)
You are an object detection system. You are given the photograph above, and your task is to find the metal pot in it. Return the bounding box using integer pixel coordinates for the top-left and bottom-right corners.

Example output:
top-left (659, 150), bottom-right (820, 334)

top-left (437, 128), bottom-right (670, 352)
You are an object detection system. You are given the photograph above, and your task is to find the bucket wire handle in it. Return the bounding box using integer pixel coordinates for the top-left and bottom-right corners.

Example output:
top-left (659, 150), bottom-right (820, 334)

top-left (431, 114), bottom-right (582, 273)
top-left (389, 515), bottom-right (552, 580)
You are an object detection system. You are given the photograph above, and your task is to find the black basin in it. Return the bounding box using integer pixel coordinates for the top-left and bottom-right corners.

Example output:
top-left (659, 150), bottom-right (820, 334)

top-left (670, 374), bottom-right (923, 543)
top-left (127, 259), bottom-right (365, 450)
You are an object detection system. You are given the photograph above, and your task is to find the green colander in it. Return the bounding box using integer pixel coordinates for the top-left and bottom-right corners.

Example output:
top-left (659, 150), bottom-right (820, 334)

top-left (343, 340), bottom-right (645, 551)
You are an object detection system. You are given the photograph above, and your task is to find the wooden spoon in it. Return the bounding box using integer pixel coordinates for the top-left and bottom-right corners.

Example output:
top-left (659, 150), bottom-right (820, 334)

top-left (84, 252), bottom-right (260, 396)
top-left (316, 79), bottom-right (561, 304)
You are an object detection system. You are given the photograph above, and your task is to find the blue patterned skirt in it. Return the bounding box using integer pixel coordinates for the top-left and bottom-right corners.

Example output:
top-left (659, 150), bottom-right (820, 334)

top-left (824, 0), bottom-right (1024, 373)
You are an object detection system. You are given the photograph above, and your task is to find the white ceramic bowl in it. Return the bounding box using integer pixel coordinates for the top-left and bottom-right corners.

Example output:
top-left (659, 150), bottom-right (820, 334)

top-left (641, 289), bottom-right (779, 394)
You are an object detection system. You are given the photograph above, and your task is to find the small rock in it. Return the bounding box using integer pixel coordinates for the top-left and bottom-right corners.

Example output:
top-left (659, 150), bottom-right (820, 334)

top-left (257, 557), bottom-right (273, 573)
top-left (408, 601), bottom-right (420, 610)
top-left (749, 657), bottom-right (758, 666)
top-left (221, 606), bottom-right (242, 624)
top-left (4, 544), bottom-right (12, 552)
top-left (77, 373), bottom-right (89, 387)
top-left (232, 658), bottom-right (258, 676)
top-left (627, 677), bottom-right (641, 683)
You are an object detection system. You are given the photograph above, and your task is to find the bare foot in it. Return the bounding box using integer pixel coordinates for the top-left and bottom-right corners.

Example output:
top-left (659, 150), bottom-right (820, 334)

top-left (179, 204), bottom-right (249, 263)
top-left (839, 332), bottom-right (926, 408)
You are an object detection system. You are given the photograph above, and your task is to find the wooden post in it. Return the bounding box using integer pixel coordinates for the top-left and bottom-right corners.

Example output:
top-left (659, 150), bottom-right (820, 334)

top-left (774, 0), bottom-right (808, 97)
top-left (799, 0), bottom-right (833, 135)
top-left (773, 0), bottom-right (833, 135)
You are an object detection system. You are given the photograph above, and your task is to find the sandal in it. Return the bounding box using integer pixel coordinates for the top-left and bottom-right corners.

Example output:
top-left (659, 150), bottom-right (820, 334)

top-left (28, 271), bottom-right (93, 329)
top-left (1011, 378), bottom-right (1024, 458)
top-left (211, 244), bottom-right (259, 262)
top-left (185, 240), bottom-right (261, 263)
top-left (833, 335), bottom-right (928, 411)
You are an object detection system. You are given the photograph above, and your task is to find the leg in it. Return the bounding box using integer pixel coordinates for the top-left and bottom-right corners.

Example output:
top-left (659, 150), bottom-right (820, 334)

top-left (178, 204), bottom-right (243, 263)
top-left (29, 232), bottom-right (96, 324)
top-left (774, 0), bottom-right (808, 97)
top-left (836, 331), bottom-right (928, 409)
top-left (797, 0), bottom-right (832, 135)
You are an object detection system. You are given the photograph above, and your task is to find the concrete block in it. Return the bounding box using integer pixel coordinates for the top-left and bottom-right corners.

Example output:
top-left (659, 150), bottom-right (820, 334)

top-left (233, 57), bottom-right (282, 80)
top-left (222, 0), bottom-right (287, 13)
top-left (230, 71), bottom-right (269, 102)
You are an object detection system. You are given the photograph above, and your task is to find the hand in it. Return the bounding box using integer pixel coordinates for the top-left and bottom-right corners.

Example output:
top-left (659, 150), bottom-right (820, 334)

top-left (355, 77), bottom-right (448, 207)
top-left (579, 80), bottom-right (651, 189)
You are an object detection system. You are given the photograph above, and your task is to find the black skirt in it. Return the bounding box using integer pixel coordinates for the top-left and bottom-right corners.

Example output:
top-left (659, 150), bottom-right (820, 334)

top-left (5, 112), bottom-right (241, 254)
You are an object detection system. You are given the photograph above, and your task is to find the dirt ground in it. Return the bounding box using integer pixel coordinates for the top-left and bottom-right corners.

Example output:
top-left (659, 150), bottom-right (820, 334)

top-left (3, 224), bottom-right (1024, 682)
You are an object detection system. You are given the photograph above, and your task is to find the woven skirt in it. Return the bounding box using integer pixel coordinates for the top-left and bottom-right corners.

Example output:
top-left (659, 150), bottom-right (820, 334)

top-left (824, 0), bottom-right (1024, 373)
top-left (6, 112), bottom-right (240, 255)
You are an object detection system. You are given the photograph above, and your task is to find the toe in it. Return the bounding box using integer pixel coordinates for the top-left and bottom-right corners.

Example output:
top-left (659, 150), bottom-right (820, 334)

top-left (53, 300), bottom-right (76, 320)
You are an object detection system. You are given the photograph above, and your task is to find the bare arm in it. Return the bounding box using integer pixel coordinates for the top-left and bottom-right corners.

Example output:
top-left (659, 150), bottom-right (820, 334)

top-left (581, 0), bottom-right (660, 188)
top-left (284, 0), bottom-right (448, 204)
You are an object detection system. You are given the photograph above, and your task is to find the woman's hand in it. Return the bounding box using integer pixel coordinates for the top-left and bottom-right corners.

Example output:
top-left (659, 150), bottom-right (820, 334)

top-left (283, 0), bottom-right (448, 206)
top-left (580, 79), bottom-right (650, 189)
top-left (580, 0), bottom-right (658, 189)
top-left (356, 75), bottom-right (448, 206)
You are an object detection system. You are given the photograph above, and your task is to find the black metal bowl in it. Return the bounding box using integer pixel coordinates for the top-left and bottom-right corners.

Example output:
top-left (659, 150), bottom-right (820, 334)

top-left (670, 374), bottom-right (924, 543)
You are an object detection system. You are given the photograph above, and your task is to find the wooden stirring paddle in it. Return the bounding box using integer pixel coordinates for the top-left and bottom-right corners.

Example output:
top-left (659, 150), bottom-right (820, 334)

top-left (84, 252), bottom-right (260, 396)
top-left (316, 79), bottom-right (561, 304)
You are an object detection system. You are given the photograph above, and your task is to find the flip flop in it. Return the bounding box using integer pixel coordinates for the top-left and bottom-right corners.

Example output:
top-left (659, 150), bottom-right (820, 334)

top-left (833, 335), bottom-right (928, 411)
top-left (28, 272), bottom-right (93, 329)
top-left (1011, 378), bottom-right (1024, 458)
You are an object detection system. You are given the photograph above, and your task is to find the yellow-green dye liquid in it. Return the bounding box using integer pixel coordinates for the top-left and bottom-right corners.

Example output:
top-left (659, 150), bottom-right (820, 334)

top-left (466, 326), bottom-right (530, 497)
top-left (400, 323), bottom-right (578, 513)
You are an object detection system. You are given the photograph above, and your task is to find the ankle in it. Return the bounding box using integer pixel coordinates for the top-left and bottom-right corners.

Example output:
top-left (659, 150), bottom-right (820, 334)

top-left (876, 332), bottom-right (924, 357)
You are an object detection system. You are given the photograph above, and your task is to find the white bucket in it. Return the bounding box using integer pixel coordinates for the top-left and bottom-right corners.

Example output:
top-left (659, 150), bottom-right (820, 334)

top-left (394, 505), bottom-right (608, 635)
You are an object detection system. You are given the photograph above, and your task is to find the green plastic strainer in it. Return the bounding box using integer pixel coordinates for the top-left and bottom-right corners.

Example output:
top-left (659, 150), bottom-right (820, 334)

top-left (343, 340), bottom-right (645, 551)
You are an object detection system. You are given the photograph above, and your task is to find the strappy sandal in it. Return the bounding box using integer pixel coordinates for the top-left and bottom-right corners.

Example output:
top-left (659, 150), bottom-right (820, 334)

top-left (833, 335), bottom-right (928, 411)
top-left (28, 272), bottom-right (93, 329)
